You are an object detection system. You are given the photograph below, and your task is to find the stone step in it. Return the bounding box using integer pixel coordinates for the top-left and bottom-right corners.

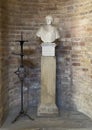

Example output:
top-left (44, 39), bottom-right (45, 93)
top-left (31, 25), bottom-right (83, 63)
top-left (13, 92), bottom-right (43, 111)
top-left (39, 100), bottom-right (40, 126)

top-left (1, 111), bottom-right (92, 130)
top-left (3, 117), bottom-right (92, 130)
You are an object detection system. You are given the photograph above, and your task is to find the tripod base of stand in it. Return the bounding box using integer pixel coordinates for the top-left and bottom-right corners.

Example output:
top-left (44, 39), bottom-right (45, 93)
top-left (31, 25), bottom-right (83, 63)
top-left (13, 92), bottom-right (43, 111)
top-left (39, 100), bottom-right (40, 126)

top-left (12, 110), bottom-right (34, 123)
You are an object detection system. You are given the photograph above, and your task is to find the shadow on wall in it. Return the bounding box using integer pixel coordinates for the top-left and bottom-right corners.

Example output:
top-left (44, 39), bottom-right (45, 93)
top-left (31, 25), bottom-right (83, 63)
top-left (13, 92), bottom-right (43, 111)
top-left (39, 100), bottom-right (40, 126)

top-left (56, 41), bottom-right (77, 111)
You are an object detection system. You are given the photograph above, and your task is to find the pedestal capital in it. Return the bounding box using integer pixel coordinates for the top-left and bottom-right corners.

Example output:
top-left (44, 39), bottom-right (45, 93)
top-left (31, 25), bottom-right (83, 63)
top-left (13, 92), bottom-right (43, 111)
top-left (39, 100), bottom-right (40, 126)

top-left (41, 43), bottom-right (56, 56)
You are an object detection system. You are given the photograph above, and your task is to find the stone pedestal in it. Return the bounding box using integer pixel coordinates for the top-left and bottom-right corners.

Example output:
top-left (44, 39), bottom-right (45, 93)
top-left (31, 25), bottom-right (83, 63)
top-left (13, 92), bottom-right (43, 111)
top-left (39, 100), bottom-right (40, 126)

top-left (38, 43), bottom-right (58, 116)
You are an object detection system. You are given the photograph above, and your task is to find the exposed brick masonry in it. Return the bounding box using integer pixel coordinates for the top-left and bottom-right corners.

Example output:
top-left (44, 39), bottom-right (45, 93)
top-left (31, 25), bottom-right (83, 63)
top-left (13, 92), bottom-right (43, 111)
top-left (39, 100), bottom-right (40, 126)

top-left (0, 0), bottom-right (9, 126)
top-left (0, 0), bottom-right (92, 125)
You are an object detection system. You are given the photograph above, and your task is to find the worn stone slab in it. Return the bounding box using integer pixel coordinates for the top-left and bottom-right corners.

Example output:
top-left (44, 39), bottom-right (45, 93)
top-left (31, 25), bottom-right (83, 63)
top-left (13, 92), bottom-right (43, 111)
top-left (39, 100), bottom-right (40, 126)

top-left (2, 110), bottom-right (92, 130)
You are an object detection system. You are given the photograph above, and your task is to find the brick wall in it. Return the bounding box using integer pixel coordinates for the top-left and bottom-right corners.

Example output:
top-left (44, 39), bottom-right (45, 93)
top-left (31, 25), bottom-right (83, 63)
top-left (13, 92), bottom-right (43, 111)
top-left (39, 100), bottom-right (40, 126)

top-left (68, 0), bottom-right (92, 118)
top-left (0, 0), bottom-right (9, 126)
top-left (0, 0), bottom-right (92, 124)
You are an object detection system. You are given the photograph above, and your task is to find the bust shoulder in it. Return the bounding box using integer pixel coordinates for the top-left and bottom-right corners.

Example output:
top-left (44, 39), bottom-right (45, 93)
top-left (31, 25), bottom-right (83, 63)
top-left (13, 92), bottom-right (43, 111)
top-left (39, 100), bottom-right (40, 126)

top-left (42, 25), bottom-right (57, 32)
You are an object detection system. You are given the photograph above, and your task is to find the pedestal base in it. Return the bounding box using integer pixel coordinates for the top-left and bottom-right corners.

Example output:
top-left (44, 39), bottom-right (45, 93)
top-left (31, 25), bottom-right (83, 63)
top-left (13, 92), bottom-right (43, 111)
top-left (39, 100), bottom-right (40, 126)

top-left (38, 104), bottom-right (58, 116)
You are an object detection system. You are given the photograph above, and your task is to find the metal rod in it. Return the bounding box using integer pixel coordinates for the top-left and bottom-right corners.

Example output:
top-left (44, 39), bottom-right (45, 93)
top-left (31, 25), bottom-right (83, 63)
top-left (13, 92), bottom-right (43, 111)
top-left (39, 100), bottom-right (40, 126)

top-left (21, 79), bottom-right (24, 112)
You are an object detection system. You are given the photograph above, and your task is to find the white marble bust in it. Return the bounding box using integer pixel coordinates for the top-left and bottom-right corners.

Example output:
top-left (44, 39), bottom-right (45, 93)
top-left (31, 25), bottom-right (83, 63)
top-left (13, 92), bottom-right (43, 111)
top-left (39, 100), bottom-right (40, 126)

top-left (36, 15), bottom-right (60, 43)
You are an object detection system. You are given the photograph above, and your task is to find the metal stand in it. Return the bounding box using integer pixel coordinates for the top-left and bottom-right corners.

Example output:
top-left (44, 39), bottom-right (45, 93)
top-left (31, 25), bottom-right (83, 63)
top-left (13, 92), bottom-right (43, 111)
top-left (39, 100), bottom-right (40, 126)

top-left (12, 33), bottom-right (34, 123)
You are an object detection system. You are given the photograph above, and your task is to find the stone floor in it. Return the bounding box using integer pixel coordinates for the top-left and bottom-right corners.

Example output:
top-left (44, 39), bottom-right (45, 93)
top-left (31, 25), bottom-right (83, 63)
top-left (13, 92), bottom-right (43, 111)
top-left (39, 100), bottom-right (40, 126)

top-left (1, 108), bottom-right (92, 130)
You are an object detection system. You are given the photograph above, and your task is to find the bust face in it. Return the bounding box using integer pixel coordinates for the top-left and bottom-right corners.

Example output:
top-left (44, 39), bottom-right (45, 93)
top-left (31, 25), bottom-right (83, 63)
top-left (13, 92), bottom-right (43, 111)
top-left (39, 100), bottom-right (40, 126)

top-left (45, 15), bottom-right (53, 25)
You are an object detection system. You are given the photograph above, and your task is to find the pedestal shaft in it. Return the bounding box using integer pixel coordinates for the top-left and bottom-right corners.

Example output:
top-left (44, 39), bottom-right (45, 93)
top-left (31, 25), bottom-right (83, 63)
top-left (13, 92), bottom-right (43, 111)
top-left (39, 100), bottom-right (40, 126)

top-left (38, 56), bottom-right (58, 116)
top-left (41, 56), bottom-right (56, 104)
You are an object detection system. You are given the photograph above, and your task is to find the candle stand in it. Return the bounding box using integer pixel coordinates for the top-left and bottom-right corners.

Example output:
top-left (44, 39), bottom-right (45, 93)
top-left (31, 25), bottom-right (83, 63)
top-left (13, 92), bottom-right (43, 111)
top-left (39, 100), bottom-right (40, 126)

top-left (12, 33), bottom-right (34, 123)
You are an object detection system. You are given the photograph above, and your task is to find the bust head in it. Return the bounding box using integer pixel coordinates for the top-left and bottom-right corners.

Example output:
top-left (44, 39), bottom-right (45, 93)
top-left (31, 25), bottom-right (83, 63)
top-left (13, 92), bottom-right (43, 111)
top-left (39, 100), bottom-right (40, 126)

top-left (45, 15), bottom-right (53, 25)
